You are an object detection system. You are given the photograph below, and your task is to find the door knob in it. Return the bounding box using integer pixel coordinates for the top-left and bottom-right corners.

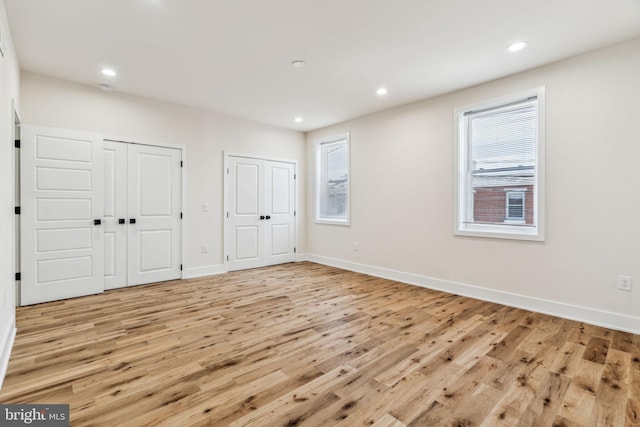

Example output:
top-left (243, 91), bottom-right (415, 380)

top-left (260, 215), bottom-right (265, 220)
top-left (94, 219), bottom-right (102, 225)
top-left (118, 218), bottom-right (125, 224)
top-left (265, 215), bottom-right (271, 220)
top-left (130, 218), bottom-right (136, 224)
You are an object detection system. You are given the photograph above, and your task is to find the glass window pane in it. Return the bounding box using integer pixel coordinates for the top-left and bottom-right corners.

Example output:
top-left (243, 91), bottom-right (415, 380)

top-left (317, 137), bottom-right (349, 223)
top-left (467, 99), bottom-right (537, 226)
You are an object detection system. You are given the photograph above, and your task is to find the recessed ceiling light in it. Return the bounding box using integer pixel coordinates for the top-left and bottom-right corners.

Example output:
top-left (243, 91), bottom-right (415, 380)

top-left (101, 68), bottom-right (117, 77)
top-left (291, 60), bottom-right (307, 69)
top-left (507, 41), bottom-right (529, 52)
top-left (376, 87), bottom-right (388, 96)
top-left (294, 117), bottom-right (303, 123)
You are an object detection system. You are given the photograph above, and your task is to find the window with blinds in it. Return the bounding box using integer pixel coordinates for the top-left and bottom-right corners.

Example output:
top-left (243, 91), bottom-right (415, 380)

top-left (455, 88), bottom-right (545, 240)
top-left (316, 133), bottom-right (350, 225)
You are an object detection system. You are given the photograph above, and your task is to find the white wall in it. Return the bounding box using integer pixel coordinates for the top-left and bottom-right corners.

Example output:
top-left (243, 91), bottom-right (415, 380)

top-left (0, 0), bottom-right (20, 388)
top-left (20, 72), bottom-right (306, 278)
top-left (306, 37), bottom-right (640, 333)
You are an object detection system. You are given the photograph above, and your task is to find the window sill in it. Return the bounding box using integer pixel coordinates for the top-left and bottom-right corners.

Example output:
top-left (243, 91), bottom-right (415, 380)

top-left (456, 224), bottom-right (543, 241)
top-left (315, 218), bottom-right (350, 226)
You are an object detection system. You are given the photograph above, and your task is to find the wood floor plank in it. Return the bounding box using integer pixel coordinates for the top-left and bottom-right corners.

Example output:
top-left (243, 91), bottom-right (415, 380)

top-left (583, 337), bottom-right (611, 364)
top-left (371, 413), bottom-right (406, 427)
top-left (627, 398), bottom-right (640, 427)
top-left (557, 359), bottom-right (604, 426)
top-left (0, 262), bottom-right (636, 426)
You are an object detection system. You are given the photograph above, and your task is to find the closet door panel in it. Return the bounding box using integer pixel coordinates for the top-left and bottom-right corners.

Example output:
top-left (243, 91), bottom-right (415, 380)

top-left (128, 144), bottom-right (182, 285)
top-left (21, 125), bottom-right (104, 305)
top-left (103, 141), bottom-right (128, 290)
top-left (264, 161), bottom-right (296, 265)
top-left (226, 157), bottom-right (264, 271)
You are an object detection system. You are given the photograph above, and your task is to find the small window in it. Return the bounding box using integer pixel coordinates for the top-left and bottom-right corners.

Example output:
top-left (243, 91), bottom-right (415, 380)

top-left (315, 133), bottom-right (350, 225)
top-left (454, 88), bottom-right (545, 240)
top-left (505, 191), bottom-right (525, 221)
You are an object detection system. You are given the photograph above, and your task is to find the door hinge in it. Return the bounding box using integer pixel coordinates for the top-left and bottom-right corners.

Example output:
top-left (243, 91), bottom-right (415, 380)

top-left (15, 272), bottom-right (21, 281)
top-left (180, 264), bottom-right (183, 271)
top-left (180, 212), bottom-right (183, 219)
top-left (294, 210), bottom-right (296, 216)
top-left (294, 173), bottom-right (296, 179)
top-left (226, 211), bottom-right (229, 218)
top-left (180, 161), bottom-right (183, 167)
top-left (227, 168), bottom-right (230, 175)
top-left (226, 255), bottom-right (229, 262)
top-left (14, 206), bottom-right (20, 215)
top-left (294, 247), bottom-right (297, 254)
top-left (14, 139), bottom-right (20, 148)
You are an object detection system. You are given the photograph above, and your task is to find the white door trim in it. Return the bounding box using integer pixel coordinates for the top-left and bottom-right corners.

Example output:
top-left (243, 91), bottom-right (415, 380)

top-left (223, 152), bottom-right (298, 271)
top-left (13, 100), bottom-right (20, 306)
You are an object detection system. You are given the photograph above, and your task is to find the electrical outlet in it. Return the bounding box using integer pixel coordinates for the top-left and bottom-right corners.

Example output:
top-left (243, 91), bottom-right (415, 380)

top-left (202, 203), bottom-right (209, 212)
top-left (201, 244), bottom-right (208, 254)
top-left (353, 242), bottom-right (359, 252)
top-left (618, 275), bottom-right (632, 291)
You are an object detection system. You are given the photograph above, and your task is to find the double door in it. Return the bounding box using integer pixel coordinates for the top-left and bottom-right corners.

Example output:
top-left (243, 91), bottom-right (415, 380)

top-left (20, 126), bottom-right (182, 305)
top-left (104, 141), bottom-right (182, 289)
top-left (226, 156), bottom-right (296, 271)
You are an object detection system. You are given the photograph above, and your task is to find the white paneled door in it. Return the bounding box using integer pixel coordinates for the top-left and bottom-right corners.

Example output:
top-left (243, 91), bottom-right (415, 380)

top-left (104, 141), bottom-right (182, 288)
top-left (103, 141), bottom-right (127, 289)
top-left (264, 161), bottom-right (296, 265)
top-left (127, 143), bottom-right (182, 286)
top-left (226, 156), bottom-right (296, 271)
top-left (21, 126), bottom-right (104, 305)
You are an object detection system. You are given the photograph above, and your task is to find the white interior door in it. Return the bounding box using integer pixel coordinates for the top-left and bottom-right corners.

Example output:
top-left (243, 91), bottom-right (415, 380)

top-left (21, 125), bottom-right (104, 305)
top-left (128, 144), bottom-right (182, 285)
top-left (226, 155), bottom-right (295, 271)
top-left (103, 141), bottom-right (127, 290)
top-left (227, 157), bottom-right (264, 270)
top-left (265, 161), bottom-right (296, 265)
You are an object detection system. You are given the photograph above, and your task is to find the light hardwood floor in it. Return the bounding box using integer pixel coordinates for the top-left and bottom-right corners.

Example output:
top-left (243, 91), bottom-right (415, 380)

top-left (1, 262), bottom-right (638, 426)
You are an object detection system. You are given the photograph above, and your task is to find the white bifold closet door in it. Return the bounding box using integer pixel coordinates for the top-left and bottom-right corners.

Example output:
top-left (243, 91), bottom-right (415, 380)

top-left (20, 124), bottom-right (182, 305)
top-left (226, 156), bottom-right (296, 271)
top-left (21, 126), bottom-right (104, 305)
top-left (104, 141), bottom-right (182, 289)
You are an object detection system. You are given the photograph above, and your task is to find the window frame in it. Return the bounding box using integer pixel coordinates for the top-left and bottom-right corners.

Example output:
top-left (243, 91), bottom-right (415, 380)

top-left (315, 132), bottom-right (351, 226)
top-left (453, 87), bottom-right (545, 241)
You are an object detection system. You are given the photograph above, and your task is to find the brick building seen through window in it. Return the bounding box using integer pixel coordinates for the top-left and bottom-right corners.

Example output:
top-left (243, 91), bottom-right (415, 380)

top-left (471, 165), bottom-right (534, 225)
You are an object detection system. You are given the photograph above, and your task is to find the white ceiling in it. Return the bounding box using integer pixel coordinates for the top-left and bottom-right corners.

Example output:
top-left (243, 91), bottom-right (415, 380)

top-left (4, 0), bottom-right (640, 132)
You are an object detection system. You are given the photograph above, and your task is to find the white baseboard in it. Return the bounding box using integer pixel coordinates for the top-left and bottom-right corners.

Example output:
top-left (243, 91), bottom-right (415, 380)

top-left (185, 256), bottom-right (310, 279)
top-left (307, 254), bottom-right (640, 335)
top-left (184, 264), bottom-right (226, 279)
top-left (0, 315), bottom-right (16, 391)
